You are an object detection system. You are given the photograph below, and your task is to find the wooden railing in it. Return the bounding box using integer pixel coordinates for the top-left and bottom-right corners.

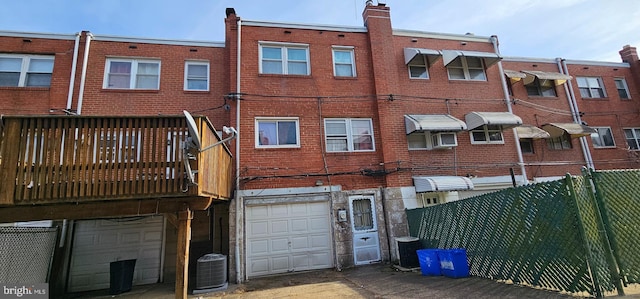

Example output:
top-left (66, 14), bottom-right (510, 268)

top-left (0, 115), bottom-right (233, 206)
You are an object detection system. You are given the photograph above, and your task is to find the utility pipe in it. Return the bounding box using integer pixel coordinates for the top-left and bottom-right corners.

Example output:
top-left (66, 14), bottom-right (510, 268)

top-left (65, 33), bottom-right (81, 111)
top-left (234, 17), bottom-right (243, 284)
top-left (491, 36), bottom-right (528, 184)
top-left (76, 32), bottom-right (93, 115)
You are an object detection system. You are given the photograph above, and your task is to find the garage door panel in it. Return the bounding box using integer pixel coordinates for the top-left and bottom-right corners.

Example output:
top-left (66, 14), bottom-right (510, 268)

top-left (248, 205), bottom-right (269, 219)
top-left (311, 252), bottom-right (332, 267)
top-left (310, 234), bottom-right (330, 248)
top-left (309, 217), bottom-right (330, 231)
top-left (249, 220), bottom-right (268, 235)
top-left (248, 239), bottom-right (268, 255)
top-left (271, 220), bottom-right (289, 234)
top-left (290, 235), bottom-right (309, 250)
top-left (292, 254), bottom-right (309, 268)
top-left (290, 219), bottom-right (308, 232)
top-left (271, 256), bottom-right (290, 272)
top-left (271, 237), bottom-right (290, 253)
top-left (271, 205), bottom-right (289, 217)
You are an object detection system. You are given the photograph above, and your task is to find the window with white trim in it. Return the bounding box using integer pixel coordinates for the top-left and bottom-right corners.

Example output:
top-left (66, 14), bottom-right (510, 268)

top-left (614, 78), bottom-right (630, 99)
top-left (447, 56), bottom-right (486, 81)
top-left (0, 54), bottom-right (54, 87)
top-left (408, 55), bottom-right (429, 79)
top-left (184, 61), bottom-right (209, 91)
top-left (332, 47), bottom-right (355, 77)
top-left (407, 131), bottom-right (457, 150)
top-left (104, 58), bottom-right (160, 89)
top-left (325, 118), bottom-right (374, 152)
top-left (577, 77), bottom-right (606, 98)
top-left (259, 43), bottom-right (309, 75)
top-left (547, 133), bottom-right (572, 150)
top-left (525, 78), bottom-right (556, 97)
top-left (590, 127), bottom-right (615, 148)
top-left (624, 128), bottom-right (640, 150)
top-left (520, 139), bottom-right (534, 154)
top-left (255, 118), bottom-right (300, 148)
top-left (470, 125), bottom-right (503, 144)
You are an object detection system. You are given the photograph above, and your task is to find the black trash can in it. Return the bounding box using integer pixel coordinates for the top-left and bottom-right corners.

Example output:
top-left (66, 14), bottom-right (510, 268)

top-left (109, 259), bottom-right (136, 295)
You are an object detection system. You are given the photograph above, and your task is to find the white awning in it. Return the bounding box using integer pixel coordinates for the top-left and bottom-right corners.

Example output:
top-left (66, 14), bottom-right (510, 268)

top-left (442, 50), bottom-right (501, 68)
top-left (542, 123), bottom-right (597, 138)
top-left (504, 69), bottom-right (527, 82)
top-left (522, 70), bottom-right (572, 86)
top-left (413, 176), bottom-right (474, 192)
top-left (404, 114), bottom-right (467, 134)
top-left (516, 125), bottom-right (551, 139)
top-left (465, 112), bottom-right (523, 130)
top-left (404, 48), bottom-right (442, 65)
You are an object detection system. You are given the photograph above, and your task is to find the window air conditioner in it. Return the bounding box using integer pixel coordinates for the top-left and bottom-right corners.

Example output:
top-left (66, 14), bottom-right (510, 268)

top-left (431, 132), bottom-right (457, 148)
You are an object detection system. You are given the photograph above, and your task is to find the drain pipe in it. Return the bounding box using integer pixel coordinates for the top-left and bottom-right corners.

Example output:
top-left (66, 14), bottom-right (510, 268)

top-left (76, 32), bottom-right (93, 115)
top-left (65, 32), bottom-right (81, 112)
top-left (557, 58), bottom-right (595, 169)
top-left (234, 17), bottom-right (243, 284)
top-left (492, 36), bottom-right (528, 184)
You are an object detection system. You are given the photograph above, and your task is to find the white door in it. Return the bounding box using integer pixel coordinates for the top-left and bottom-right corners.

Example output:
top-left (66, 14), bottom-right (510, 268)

top-left (349, 195), bottom-right (381, 265)
top-left (68, 216), bottom-right (163, 292)
top-left (246, 200), bottom-right (332, 277)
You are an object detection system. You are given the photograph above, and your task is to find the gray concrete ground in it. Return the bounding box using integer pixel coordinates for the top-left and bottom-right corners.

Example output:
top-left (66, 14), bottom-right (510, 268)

top-left (64, 263), bottom-right (640, 299)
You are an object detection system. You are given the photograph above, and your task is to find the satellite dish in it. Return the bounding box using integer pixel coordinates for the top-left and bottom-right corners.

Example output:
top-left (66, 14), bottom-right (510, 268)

top-left (183, 110), bottom-right (202, 150)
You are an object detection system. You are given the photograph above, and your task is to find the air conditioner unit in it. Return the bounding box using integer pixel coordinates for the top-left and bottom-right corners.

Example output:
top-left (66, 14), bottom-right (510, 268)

top-left (431, 132), bottom-right (457, 148)
top-left (193, 254), bottom-right (228, 294)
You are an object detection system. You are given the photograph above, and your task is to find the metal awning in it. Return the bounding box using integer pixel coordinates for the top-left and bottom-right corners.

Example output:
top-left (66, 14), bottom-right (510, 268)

top-left (522, 70), bottom-right (572, 86)
top-left (504, 70), bottom-right (527, 82)
top-left (465, 112), bottom-right (523, 130)
top-left (404, 114), bottom-right (467, 134)
top-left (413, 176), bottom-right (474, 192)
top-left (542, 123), bottom-right (597, 138)
top-left (442, 50), bottom-right (501, 68)
top-left (516, 125), bottom-right (551, 139)
top-left (404, 48), bottom-right (441, 65)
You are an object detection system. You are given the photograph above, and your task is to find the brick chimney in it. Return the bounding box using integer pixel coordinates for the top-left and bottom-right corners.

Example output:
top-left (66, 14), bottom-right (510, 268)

top-left (620, 45), bottom-right (640, 89)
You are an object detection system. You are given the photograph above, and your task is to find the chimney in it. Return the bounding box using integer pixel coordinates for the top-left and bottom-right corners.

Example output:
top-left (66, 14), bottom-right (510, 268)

top-left (619, 45), bottom-right (640, 91)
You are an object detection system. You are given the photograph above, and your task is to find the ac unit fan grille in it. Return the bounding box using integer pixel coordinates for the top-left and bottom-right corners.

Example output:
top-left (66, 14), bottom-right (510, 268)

top-left (195, 254), bottom-right (227, 289)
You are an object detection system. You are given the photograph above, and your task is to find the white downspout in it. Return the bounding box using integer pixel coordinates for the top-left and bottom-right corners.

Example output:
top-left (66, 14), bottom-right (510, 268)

top-left (76, 32), bottom-right (93, 115)
top-left (65, 32), bottom-right (81, 111)
top-left (492, 36), bottom-right (528, 184)
top-left (558, 58), bottom-right (595, 169)
top-left (234, 17), bottom-right (243, 284)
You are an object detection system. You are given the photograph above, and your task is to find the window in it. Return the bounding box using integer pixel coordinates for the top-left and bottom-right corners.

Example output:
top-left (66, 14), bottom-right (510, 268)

top-left (104, 58), bottom-right (160, 89)
top-left (0, 54), bottom-right (54, 87)
top-left (520, 139), bottom-right (534, 154)
top-left (447, 56), bottom-right (486, 81)
top-left (525, 78), bottom-right (556, 97)
top-left (255, 118), bottom-right (300, 148)
top-left (408, 55), bottom-right (429, 79)
top-left (614, 78), bottom-right (630, 99)
top-left (590, 127), bottom-right (615, 148)
top-left (624, 128), bottom-right (640, 150)
top-left (577, 77), bottom-right (606, 98)
top-left (325, 118), bottom-right (374, 152)
top-left (350, 196), bottom-right (375, 231)
top-left (332, 47), bottom-right (355, 77)
top-left (184, 61), bottom-right (209, 91)
top-left (408, 132), bottom-right (457, 150)
top-left (547, 133), bottom-right (572, 150)
top-left (470, 125), bottom-right (503, 144)
top-left (260, 43), bottom-right (309, 75)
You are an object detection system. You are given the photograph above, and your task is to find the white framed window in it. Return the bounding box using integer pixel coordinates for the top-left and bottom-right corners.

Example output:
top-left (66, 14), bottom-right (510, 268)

top-left (184, 61), bottom-right (209, 91)
top-left (577, 77), bottom-right (606, 98)
top-left (525, 78), bottom-right (556, 97)
top-left (520, 139), bottom-right (534, 154)
top-left (325, 118), bottom-right (374, 152)
top-left (0, 54), bottom-right (54, 87)
top-left (332, 47), bottom-right (355, 77)
top-left (408, 132), bottom-right (457, 150)
top-left (408, 55), bottom-right (429, 79)
top-left (547, 133), bottom-right (572, 150)
top-left (259, 43), bottom-right (309, 75)
top-left (470, 125), bottom-right (504, 144)
top-left (614, 78), bottom-right (630, 99)
top-left (104, 58), bottom-right (160, 89)
top-left (590, 127), bottom-right (615, 148)
top-left (447, 56), bottom-right (486, 81)
top-left (255, 117), bottom-right (300, 148)
top-left (624, 128), bottom-right (640, 150)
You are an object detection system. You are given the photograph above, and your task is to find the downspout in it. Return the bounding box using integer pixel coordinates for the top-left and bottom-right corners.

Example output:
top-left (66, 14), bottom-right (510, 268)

top-left (491, 36), bottom-right (528, 184)
top-left (558, 58), bottom-right (595, 169)
top-left (234, 17), bottom-right (243, 284)
top-left (65, 32), bottom-right (81, 111)
top-left (76, 32), bottom-right (93, 115)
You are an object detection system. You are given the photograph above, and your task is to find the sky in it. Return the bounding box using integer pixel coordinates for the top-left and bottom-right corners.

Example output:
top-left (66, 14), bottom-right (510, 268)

top-left (1, 0), bottom-right (638, 62)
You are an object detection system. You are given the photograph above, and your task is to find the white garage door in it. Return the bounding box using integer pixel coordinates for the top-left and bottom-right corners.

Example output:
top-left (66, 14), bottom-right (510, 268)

top-left (68, 216), bottom-right (163, 292)
top-left (246, 200), bottom-right (332, 277)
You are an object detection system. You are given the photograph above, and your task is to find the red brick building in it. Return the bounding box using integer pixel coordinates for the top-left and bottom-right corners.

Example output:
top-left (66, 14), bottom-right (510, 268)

top-left (2, 1), bottom-right (639, 292)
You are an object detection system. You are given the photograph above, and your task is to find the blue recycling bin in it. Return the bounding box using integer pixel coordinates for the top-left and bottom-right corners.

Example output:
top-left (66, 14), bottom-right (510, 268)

top-left (438, 249), bottom-right (469, 278)
top-left (416, 249), bottom-right (441, 276)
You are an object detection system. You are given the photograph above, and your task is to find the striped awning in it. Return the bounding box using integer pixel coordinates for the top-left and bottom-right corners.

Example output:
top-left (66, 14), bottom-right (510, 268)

top-left (413, 176), bottom-right (474, 192)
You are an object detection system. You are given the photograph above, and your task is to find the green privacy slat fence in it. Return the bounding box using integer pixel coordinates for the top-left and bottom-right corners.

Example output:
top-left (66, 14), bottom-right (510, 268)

top-left (406, 169), bottom-right (640, 297)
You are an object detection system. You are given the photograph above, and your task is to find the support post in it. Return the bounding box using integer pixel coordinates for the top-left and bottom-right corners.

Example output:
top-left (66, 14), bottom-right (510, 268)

top-left (175, 209), bottom-right (193, 299)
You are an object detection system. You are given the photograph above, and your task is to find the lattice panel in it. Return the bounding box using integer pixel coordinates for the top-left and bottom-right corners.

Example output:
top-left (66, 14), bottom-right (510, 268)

top-left (0, 227), bottom-right (58, 283)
